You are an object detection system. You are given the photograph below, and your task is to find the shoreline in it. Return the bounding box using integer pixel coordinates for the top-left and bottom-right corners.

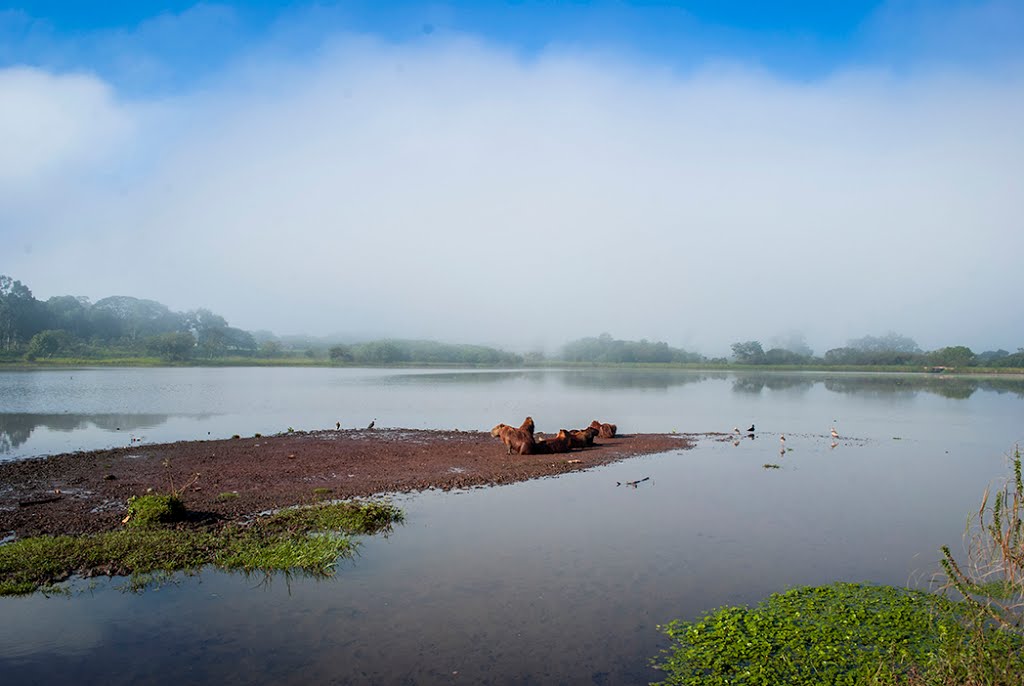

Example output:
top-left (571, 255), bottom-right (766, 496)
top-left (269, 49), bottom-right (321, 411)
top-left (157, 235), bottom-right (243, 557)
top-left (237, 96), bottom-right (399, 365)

top-left (0, 428), bottom-right (692, 539)
top-left (3, 359), bottom-right (1023, 377)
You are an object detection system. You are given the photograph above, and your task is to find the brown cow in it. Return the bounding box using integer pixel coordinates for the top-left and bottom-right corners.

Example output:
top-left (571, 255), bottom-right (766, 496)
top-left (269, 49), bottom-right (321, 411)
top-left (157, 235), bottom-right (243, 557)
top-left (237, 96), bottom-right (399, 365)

top-left (536, 429), bottom-right (573, 454)
top-left (589, 419), bottom-right (617, 438)
top-left (569, 426), bottom-right (598, 448)
top-left (491, 423), bottom-right (535, 455)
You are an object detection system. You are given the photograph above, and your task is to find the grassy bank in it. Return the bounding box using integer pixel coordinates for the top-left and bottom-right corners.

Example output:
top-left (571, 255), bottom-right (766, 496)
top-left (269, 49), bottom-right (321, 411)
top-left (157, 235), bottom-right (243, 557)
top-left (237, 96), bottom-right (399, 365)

top-left (0, 499), bottom-right (403, 596)
top-left (4, 355), bottom-right (1022, 375)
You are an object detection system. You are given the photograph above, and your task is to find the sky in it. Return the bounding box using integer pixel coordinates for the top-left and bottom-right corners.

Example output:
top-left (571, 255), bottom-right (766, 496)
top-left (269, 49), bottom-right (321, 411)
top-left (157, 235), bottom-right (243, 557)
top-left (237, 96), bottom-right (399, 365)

top-left (1, 1), bottom-right (1022, 356)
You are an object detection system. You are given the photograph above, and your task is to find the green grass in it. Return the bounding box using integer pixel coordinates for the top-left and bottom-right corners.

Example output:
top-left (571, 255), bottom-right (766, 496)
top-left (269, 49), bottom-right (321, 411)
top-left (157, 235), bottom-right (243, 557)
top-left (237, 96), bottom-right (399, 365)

top-left (124, 493), bottom-right (186, 528)
top-left (651, 582), bottom-right (1024, 686)
top-left (0, 500), bottom-right (403, 596)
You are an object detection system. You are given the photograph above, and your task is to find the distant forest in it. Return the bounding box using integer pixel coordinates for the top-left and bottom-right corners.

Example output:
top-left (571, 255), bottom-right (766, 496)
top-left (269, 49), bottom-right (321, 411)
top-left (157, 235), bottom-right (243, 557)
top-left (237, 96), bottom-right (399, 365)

top-left (1, 275), bottom-right (1022, 369)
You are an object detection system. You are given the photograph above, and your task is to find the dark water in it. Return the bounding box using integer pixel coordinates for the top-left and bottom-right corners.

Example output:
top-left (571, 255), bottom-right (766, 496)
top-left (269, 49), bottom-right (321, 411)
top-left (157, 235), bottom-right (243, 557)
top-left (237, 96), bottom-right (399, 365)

top-left (1, 368), bottom-right (1023, 684)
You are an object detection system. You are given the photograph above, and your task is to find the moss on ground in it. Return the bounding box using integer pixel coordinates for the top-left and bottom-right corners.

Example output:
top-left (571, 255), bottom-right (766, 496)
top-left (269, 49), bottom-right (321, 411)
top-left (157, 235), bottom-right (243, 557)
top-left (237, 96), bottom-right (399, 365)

top-left (0, 500), bottom-right (403, 596)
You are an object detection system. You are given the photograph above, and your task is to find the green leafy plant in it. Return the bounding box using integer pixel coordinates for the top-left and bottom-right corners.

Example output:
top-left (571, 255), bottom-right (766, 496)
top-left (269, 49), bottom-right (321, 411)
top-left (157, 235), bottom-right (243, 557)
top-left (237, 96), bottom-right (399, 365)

top-left (651, 583), bottom-right (962, 686)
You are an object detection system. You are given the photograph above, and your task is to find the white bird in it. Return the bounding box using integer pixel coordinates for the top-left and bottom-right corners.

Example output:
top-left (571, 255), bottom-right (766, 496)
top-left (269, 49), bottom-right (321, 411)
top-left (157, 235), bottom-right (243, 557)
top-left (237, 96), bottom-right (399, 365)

top-left (830, 427), bottom-right (839, 439)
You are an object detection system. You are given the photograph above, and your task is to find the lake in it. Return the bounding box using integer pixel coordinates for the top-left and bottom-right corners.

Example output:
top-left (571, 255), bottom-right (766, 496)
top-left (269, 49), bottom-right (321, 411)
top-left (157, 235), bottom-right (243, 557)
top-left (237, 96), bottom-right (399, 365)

top-left (1, 367), bottom-right (1023, 684)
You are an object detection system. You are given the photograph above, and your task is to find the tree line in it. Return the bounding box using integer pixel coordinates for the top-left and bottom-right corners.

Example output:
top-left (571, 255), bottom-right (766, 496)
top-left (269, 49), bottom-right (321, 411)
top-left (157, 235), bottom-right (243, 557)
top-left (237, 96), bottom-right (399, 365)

top-left (727, 332), bottom-right (1024, 369)
top-left (2, 275), bottom-right (1021, 368)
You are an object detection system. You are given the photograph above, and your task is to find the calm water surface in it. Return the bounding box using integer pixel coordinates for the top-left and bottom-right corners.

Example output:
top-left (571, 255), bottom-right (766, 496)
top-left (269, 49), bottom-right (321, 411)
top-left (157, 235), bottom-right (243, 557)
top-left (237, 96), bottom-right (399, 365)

top-left (1, 367), bottom-right (1023, 684)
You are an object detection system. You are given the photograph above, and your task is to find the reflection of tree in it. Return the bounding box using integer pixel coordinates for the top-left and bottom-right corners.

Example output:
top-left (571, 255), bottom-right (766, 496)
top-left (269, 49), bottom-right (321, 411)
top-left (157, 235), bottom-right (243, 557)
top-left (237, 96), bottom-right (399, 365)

top-left (0, 413), bottom-right (171, 454)
top-left (731, 375), bottom-right (813, 394)
top-left (559, 370), bottom-right (722, 390)
top-left (384, 371), bottom-right (545, 386)
top-left (977, 379), bottom-right (1024, 399)
top-left (822, 376), bottom-right (981, 400)
top-left (389, 369), bottom-right (726, 390)
top-left (0, 414), bottom-right (36, 453)
top-left (732, 377), bottom-right (766, 394)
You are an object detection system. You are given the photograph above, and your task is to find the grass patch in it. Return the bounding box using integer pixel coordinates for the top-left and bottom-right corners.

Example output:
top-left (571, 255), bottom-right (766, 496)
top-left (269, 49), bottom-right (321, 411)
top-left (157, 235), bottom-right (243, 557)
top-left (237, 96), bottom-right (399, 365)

top-left (0, 500), bottom-right (403, 596)
top-left (124, 493), bottom-right (186, 528)
top-left (650, 582), bottom-right (1018, 686)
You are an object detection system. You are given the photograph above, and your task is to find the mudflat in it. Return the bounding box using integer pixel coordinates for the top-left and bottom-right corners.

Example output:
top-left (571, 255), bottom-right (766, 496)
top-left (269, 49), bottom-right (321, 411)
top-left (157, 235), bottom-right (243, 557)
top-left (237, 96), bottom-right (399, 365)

top-left (0, 428), bottom-right (692, 538)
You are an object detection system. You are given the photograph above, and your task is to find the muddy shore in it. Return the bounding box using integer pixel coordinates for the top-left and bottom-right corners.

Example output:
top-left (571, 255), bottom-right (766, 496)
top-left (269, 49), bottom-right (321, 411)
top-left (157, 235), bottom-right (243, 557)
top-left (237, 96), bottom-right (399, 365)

top-left (0, 429), bottom-right (692, 538)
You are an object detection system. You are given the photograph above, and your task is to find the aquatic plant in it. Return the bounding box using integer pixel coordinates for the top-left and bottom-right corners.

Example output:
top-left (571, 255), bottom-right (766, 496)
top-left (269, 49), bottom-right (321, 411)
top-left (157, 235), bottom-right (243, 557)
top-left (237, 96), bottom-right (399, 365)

top-left (651, 583), bottom-right (969, 685)
top-left (0, 500), bottom-right (403, 596)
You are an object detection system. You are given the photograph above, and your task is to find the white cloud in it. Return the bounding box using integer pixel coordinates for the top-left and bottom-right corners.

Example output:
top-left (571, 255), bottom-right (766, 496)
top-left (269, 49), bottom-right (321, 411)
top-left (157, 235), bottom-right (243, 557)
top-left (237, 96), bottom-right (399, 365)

top-left (0, 67), bottom-right (134, 187)
top-left (2, 33), bottom-right (1022, 354)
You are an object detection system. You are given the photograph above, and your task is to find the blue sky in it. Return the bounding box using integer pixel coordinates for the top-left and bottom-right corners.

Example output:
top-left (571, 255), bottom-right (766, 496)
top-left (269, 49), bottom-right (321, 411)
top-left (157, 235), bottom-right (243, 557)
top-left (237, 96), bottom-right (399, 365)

top-left (5, 1), bottom-right (1022, 90)
top-left (1, 2), bottom-right (1022, 353)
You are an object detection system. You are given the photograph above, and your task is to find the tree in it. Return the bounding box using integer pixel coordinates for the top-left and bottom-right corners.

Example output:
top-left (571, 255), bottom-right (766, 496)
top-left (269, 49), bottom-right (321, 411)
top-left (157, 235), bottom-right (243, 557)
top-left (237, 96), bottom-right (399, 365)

top-left (145, 332), bottom-right (195, 361)
top-left (0, 275), bottom-right (44, 350)
top-left (926, 346), bottom-right (976, 368)
top-left (25, 330), bottom-right (75, 360)
top-left (770, 331), bottom-right (813, 358)
top-left (329, 344), bottom-right (353, 362)
top-left (259, 340), bottom-right (284, 358)
top-left (731, 341), bottom-right (765, 364)
top-left (45, 295), bottom-right (92, 339)
top-left (763, 347), bottom-right (808, 365)
top-left (848, 332), bottom-right (921, 354)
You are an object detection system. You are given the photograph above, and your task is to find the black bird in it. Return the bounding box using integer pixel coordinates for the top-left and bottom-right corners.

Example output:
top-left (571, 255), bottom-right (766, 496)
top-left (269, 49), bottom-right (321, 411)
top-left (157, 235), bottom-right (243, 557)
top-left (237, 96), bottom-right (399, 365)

top-left (367, 419), bottom-right (376, 430)
top-left (336, 421), bottom-right (341, 430)
top-left (747, 424), bottom-right (755, 433)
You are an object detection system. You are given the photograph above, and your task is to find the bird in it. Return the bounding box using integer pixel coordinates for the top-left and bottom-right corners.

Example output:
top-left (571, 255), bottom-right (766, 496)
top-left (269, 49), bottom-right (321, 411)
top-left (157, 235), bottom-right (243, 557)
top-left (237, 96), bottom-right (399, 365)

top-left (747, 424), bottom-right (755, 433)
top-left (336, 421), bottom-right (341, 430)
top-left (830, 427), bottom-right (839, 439)
top-left (780, 434), bottom-right (786, 444)
top-left (367, 419), bottom-right (376, 430)
top-left (733, 427), bottom-right (741, 434)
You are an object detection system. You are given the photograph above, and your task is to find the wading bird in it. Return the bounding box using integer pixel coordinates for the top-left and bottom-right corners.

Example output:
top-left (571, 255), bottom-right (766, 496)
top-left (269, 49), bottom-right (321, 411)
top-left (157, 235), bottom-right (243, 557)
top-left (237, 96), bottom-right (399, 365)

top-left (831, 427), bottom-right (839, 439)
top-left (747, 424), bottom-right (755, 433)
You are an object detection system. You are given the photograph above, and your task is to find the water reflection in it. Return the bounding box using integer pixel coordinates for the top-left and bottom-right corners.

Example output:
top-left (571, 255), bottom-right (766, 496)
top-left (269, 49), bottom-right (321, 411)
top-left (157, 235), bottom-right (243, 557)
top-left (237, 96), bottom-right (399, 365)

top-left (821, 375), bottom-right (982, 400)
top-left (0, 413), bottom-right (171, 453)
top-left (558, 369), bottom-right (724, 390)
top-left (731, 374), bottom-right (815, 395)
top-left (386, 368), bottom-right (726, 390)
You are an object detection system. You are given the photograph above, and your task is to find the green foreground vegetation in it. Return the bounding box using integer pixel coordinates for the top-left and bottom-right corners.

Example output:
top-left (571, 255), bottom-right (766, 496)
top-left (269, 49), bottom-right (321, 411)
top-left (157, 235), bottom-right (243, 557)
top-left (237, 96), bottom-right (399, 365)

top-left (651, 583), bottom-right (1023, 685)
top-left (0, 498), bottom-right (403, 596)
top-left (653, 448), bottom-right (1024, 685)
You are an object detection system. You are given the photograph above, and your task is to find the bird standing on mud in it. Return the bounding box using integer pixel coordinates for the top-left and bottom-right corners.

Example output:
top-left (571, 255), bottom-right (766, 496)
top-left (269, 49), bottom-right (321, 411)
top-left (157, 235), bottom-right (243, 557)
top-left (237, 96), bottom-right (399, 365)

top-left (336, 421), bottom-right (341, 430)
top-left (367, 419), bottom-right (376, 430)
